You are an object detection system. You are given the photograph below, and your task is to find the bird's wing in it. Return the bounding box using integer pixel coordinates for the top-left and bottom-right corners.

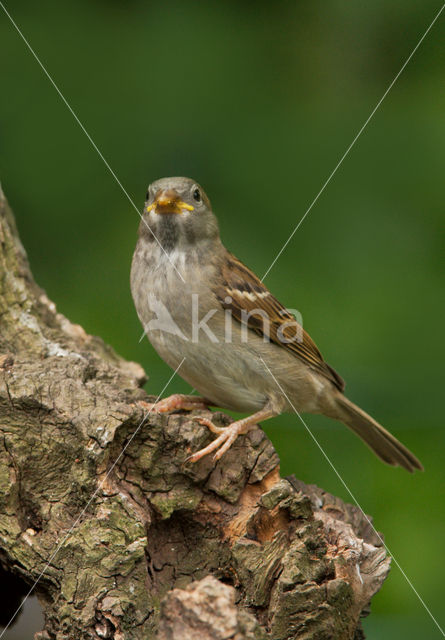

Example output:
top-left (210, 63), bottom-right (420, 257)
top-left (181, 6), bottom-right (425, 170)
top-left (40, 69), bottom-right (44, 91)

top-left (214, 252), bottom-right (345, 392)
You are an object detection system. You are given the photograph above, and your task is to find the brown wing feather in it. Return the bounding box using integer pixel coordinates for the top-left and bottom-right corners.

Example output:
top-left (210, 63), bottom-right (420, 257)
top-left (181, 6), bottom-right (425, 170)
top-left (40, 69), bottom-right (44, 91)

top-left (214, 252), bottom-right (345, 392)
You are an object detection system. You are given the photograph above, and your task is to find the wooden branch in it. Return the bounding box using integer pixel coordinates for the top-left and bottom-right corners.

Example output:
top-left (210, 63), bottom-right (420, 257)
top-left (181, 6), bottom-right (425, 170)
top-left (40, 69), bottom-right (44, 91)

top-left (0, 184), bottom-right (390, 640)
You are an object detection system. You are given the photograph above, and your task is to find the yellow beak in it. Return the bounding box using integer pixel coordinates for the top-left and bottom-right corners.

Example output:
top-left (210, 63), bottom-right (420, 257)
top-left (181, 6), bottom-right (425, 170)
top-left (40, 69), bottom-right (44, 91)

top-left (146, 189), bottom-right (194, 214)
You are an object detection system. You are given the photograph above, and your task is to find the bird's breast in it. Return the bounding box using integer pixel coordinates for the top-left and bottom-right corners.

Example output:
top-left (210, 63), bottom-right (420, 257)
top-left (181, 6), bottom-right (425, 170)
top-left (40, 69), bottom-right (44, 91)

top-left (131, 239), bottom-right (326, 415)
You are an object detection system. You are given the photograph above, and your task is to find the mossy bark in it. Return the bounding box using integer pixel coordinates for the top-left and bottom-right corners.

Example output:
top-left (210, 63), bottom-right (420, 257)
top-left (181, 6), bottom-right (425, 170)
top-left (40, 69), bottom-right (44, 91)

top-left (0, 185), bottom-right (390, 639)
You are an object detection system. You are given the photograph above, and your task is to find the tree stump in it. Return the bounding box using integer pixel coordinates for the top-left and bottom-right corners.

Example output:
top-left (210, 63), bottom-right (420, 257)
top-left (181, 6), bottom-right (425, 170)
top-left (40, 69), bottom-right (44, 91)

top-left (0, 184), bottom-right (390, 639)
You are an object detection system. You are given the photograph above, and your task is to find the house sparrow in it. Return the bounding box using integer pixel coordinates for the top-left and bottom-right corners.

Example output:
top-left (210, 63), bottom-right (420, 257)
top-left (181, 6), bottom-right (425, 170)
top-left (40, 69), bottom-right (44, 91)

top-left (130, 176), bottom-right (422, 472)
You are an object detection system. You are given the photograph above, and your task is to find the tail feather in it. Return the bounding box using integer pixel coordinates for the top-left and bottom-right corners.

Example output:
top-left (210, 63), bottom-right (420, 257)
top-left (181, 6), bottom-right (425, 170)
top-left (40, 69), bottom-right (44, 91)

top-left (334, 395), bottom-right (423, 473)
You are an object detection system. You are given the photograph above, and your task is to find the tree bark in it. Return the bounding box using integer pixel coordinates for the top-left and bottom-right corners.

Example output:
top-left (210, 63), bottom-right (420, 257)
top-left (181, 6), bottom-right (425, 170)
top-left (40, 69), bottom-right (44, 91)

top-left (0, 184), bottom-right (390, 640)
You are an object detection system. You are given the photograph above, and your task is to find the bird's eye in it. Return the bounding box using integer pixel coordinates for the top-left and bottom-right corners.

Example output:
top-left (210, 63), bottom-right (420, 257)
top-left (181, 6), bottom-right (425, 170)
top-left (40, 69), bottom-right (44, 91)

top-left (193, 188), bottom-right (201, 203)
top-left (145, 189), bottom-right (150, 201)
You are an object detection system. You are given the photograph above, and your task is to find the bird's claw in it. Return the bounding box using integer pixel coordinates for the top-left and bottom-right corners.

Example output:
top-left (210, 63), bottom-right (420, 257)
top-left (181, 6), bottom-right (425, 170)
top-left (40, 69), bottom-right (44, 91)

top-left (191, 416), bottom-right (227, 434)
top-left (137, 394), bottom-right (209, 415)
top-left (186, 418), bottom-right (254, 463)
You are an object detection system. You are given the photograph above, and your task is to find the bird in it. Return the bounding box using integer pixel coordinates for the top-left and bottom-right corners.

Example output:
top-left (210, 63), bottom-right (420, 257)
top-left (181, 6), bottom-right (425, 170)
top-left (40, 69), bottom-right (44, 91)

top-left (130, 176), bottom-right (423, 472)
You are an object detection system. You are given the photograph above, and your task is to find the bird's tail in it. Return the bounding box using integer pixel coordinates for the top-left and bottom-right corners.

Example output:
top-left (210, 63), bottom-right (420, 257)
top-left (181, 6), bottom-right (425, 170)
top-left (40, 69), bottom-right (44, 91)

top-left (331, 395), bottom-right (423, 472)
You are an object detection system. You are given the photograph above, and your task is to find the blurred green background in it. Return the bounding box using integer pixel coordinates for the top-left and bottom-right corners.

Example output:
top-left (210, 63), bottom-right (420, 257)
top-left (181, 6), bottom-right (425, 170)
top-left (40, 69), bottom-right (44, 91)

top-left (1, 1), bottom-right (444, 638)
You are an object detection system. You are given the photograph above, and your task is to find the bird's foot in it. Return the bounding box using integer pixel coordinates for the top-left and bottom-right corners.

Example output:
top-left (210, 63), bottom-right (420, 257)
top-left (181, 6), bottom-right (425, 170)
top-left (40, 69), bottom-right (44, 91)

top-left (191, 416), bottom-right (227, 435)
top-left (187, 416), bottom-right (255, 463)
top-left (137, 393), bottom-right (209, 414)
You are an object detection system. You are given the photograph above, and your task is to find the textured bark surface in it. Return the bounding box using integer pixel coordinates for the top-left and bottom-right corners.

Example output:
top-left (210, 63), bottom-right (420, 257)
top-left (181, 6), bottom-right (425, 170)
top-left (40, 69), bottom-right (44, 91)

top-left (0, 185), bottom-right (390, 639)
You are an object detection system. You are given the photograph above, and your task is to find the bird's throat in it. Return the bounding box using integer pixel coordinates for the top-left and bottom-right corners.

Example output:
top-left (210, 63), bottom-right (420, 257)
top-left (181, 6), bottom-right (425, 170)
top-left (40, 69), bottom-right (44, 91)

top-left (155, 215), bottom-right (180, 252)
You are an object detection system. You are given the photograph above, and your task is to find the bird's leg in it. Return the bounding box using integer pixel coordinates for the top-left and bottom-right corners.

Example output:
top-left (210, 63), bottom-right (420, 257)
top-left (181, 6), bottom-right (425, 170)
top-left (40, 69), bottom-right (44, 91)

top-left (138, 393), bottom-right (210, 414)
top-left (187, 405), bottom-right (277, 463)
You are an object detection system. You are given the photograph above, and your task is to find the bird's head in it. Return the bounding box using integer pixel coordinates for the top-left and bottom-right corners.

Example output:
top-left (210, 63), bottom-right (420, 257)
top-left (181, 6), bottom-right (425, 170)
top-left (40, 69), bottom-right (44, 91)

top-left (140, 177), bottom-right (219, 250)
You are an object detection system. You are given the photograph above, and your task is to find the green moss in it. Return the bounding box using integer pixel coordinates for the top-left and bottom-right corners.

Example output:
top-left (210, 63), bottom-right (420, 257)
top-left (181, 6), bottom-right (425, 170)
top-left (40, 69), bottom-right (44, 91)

top-left (149, 485), bottom-right (203, 519)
